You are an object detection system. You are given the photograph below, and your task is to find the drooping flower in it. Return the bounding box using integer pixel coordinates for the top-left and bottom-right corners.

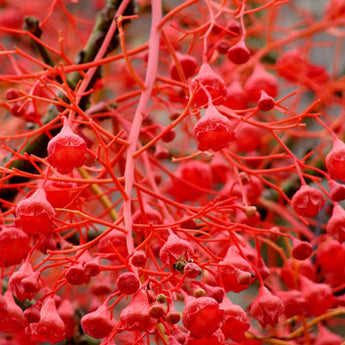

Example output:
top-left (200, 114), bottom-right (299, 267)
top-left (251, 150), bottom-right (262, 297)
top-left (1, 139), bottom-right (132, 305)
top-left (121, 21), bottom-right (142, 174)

top-left (26, 297), bottom-right (65, 344)
top-left (257, 90), bottom-right (275, 111)
top-left (57, 299), bottom-right (75, 340)
top-left (316, 239), bottom-right (345, 285)
top-left (194, 282), bottom-right (225, 303)
top-left (326, 204), bottom-right (345, 243)
top-left (169, 53), bottom-right (197, 81)
top-left (227, 39), bottom-right (250, 65)
top-left (0, 226), bottom-right (30, 266)
top-left (44, 179), bottom-right (78, 208)
top-left (16, 188), bottom-right (55, 235)
top-left (9, 262), bottom-right (41, 301)
top-left (245, 64), bottom-right (278, 102)
top-left (223, 79), bottom-right (248, 110)
top-left (325, 139), bottom-right (345, 183)
top-left (47, 119), bottom-right (87, 174)
top-left (291, 185), bottom-right (325, 218)
top-left (218, 246), bottom-right (255, 293)
top-left (329, 179), bottom-right (345, 202)
top-left (315, 323), bottom-right (343, 345)
top-left (276, 290), bottom-right (308, 318)
top-left (182, 296), bottom-right (223, 338)
top-left (299, 276), bottom-right (335, 316)
top-left (250, 287), bottom-right (284, 328)
top-left (81, 304), bottom-right (115, 339)
top-left (191, 64), bottom-right (227, 107)
top-left (98, 230), bottom-right (128, 261)
top-left (120, 290), bottom-right (152, 331)
top-left (166, 161), bottom-right (212, 202)
top-left (132, 203), bottom-right (162, 237)
top-left (159, 233), bottom-right (194, 266)
top-left (0, 291), bottom-right (27, 333)
top-left (193, 105), bottom-right (235, 152)
top-left (220, 297), bottom-right (250, 342)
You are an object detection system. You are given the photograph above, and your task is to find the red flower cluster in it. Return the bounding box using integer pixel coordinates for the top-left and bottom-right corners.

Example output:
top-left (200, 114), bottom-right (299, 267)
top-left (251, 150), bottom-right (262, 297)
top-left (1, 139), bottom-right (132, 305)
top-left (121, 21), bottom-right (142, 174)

top-left (0, 0), bottom-right (344, 344)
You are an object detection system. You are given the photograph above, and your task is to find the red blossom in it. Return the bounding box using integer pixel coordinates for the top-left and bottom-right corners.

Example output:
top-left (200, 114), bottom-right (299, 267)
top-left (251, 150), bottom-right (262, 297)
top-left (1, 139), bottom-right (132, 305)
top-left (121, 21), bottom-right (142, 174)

top-left (182, 296), bottom-right (223, 338)
top-left (81, 304), bottom-right (115, 339)
top-left (159, 233), bottom-right (194, 265)
top-left (26, 297), bottom-right (65, 344)
top-left (193, 105), bottom-right (235, 152)
top-left (0, 1), bottom-right (344, 343)
top-left (250, 287), bottom-right (284, 328)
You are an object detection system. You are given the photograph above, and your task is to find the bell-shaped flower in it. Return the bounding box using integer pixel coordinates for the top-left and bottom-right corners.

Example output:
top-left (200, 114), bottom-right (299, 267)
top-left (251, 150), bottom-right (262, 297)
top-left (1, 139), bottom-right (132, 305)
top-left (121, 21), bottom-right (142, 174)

top-left (16, 188), bottom-right (55, 235)
top-left (159, 233), bottom-right (194, 266)
top-left (81, 304), bottom-right (115, 339)
top-left (26, 297), bottom-right (65, 344)
top-left (120, 290), bottom-right (152, 331)
top-left (9, 262), bottom-right (41, 301)
top-left (182, 296), bottom-right (223, 338)
top-left (250, 286), bottom-right (284, 328)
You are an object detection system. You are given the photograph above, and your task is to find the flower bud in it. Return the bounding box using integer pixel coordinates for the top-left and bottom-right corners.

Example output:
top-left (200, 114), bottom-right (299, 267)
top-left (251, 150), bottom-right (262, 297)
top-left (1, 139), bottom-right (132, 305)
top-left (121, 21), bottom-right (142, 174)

top-left (169, 53), bottom-right (197, 81)
top-left (227, 39), bottom-right (250, 65)
top-left (184, 262), bottom-right (201, 278)
top-left (9, 262), bottom-right (41, 301)
top-left (65, 263), bottom-right (89, 285)
top-left (131, 250), bottom-right (147, 267)
top-left (149, 303), bottom-right (166, 319)
top-left (116, 272), bottom-right (140, 295)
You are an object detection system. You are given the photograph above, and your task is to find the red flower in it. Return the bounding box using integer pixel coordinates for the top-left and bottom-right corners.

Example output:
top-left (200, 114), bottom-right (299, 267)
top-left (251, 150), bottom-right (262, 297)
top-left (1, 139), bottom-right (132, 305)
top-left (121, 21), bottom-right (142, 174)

top-left (220, 297), bottom-right (250, 342)
top-left (244, 64), bottom-right (278, 102)
top-left (9, 262), bottom-right (41, 301)
top-left (326, 204), bottom-right (345, 243)
top-left (159, 233), bottom-right (194, 265)
top-left (191, 64), bottom-right (227, 107)
top-left (116, 272), bottom-right (141, 295)
top-left (182, 296), bottom-right (223, 338)
top-left (326, 139), bottom-right (345, 183)
top-left (120, 290), bottom-right (152, 331)
top-left (291, 185), bottom-right (325, 218)
top-left (81, 304), bottom-right (115, 339)
top-left (0, 226), bottom-right (30, 266)
top-left (16, 188), bottom-right (55, 235)
top-left (250, 287), bottom-right (283, 328)
top-left (276, 290), bottom-right (308, 318)
top-left (0, 291), bottom-right (27, 333)
top-left (299, 276), bottom-right (335, 316)
top-left (47, 120), bottom-right (87, 174)
top-left (26, 297), bottom-right (65, 344)
top-left (193, 105), bottom-right (235, 152)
